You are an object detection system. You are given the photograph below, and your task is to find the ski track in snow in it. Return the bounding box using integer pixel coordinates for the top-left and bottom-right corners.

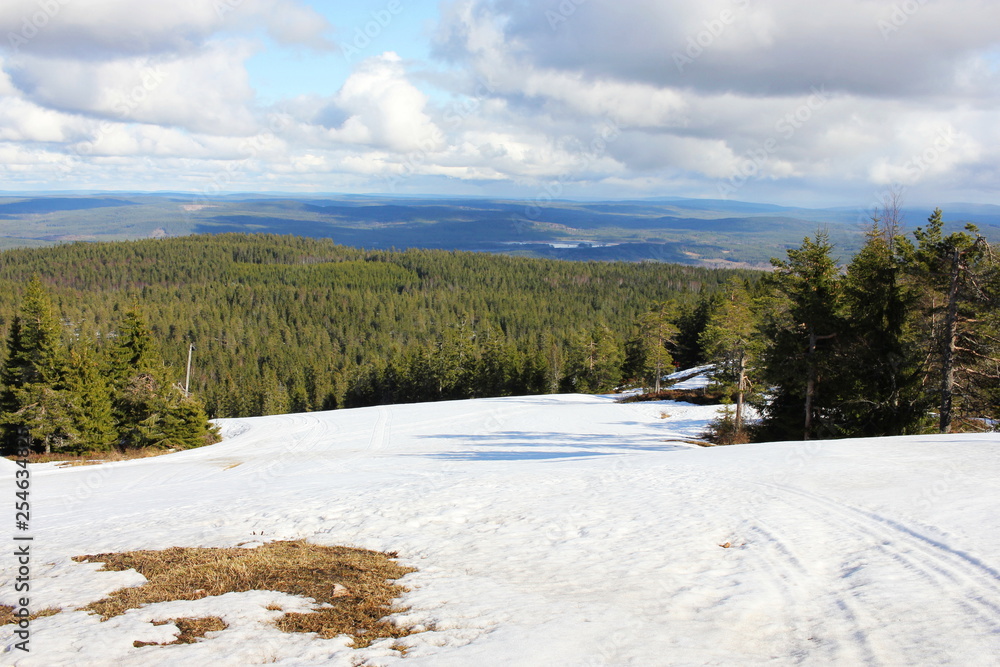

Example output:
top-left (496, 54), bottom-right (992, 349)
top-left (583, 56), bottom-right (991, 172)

top-left (0, 389), bottom-right (998, 666)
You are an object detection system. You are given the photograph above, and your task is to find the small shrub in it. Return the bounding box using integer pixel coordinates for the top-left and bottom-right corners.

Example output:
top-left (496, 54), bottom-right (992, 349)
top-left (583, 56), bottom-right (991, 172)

top-left (701, 400), bottom-right (750, 445)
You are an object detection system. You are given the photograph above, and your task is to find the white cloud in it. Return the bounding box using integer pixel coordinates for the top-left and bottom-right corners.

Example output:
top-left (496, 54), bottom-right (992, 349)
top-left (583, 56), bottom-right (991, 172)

top-left (8, 44), bottom-right (259, 136)
top-left (420, 0), bottom-right (1000, 202)
top-left (321, 53), bottom-right (443, 153)
top-left (263, 0), bottom-right (337, 51)
top-left (0, 0), bottom-right (335, 57)
top-left (0, 0), bottom-right (997, 204)
top-left (0, 95), bottom-right (82, 142)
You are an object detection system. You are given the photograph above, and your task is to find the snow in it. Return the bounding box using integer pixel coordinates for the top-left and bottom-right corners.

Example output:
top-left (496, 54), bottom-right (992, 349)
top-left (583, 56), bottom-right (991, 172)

top-left (1, 391), bottom-right (999, 666)
top-left (664, 364), bottom-right (714, 390)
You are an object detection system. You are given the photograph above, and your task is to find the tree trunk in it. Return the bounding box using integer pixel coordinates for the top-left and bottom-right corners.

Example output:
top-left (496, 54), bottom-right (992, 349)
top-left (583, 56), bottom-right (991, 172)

top-left (735, 352), bottom-right (746, 435)
top-left (940, 247), bottom-right (961, 433)
top-left (804, 330), bottom-right (816, 440)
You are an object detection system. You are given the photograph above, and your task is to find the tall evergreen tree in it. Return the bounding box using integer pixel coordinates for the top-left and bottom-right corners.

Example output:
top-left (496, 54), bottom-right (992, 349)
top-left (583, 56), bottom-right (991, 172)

top-left (477, 324), bottom-right (518, 397)
top-left (64, 342), bottom-right (117, 452)
top-left (0, 277), bottom-right (72, 453)
top-left (105, 307), bottom-right (216, 449)
top-left (700, 279), bottom-right (761, 435)
top-left (757, 233), bottom-right (843, 441)
top-left (912, 209), bottom-right (999, 431)
top-left (631, 302), bottom-right (679, 393)
top-left (838, 222), bottom-right (929, 436)
top-left (563, 324), bottom-right (624, 393)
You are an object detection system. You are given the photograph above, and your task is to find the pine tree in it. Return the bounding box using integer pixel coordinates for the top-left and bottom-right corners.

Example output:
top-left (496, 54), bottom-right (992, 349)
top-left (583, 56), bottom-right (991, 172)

top-left (105, 307), bottom-right (216, 449)
top-left (563, 324), bottom-right (624, 393)
top-left (839, 222), bottom-right (929, 436)
top-left (633, 302), bottom-right (679, 393)
top-left (700, 279), bottom-right (761, 435)
top-left (64, 342), bottom-right (117, 452)
top-left (477, 324), bottom-right (518, 397)
top-left (106, 306), bottom-right (162, 388)
top-left (757, 233), bottom-right (843, 441)
top-left (912, 209), bottom-right (998, 431)
top-left (0, 277), bottom-right (71, 453)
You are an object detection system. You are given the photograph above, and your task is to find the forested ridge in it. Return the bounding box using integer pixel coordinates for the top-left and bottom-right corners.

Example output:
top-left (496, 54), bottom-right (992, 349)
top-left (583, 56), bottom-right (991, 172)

top-left (0, 234), bottom-right (752, 426)
top-left (3, 210), bottom-right (996, 457)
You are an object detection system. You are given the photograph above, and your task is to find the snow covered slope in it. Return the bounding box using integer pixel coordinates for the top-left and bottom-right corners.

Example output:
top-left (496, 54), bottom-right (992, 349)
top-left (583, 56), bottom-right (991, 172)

top-left (1, 394), bottom-right (998, 666)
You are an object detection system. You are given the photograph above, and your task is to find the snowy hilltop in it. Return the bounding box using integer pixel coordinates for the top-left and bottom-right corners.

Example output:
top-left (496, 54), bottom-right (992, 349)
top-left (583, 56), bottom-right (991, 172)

top-left (1, 388), bottom-right (999, 665)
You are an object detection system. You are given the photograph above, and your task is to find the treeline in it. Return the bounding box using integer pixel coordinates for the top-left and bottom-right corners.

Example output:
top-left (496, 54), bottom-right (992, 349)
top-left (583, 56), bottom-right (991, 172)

top-left (0, 278), bottom-right (217, 454)
top-left (0, 235), bottom-right (753, 434)
top-left (4, 211), bottom-right (991, 455)
top-left (699, 208), bottom-right (999, 441)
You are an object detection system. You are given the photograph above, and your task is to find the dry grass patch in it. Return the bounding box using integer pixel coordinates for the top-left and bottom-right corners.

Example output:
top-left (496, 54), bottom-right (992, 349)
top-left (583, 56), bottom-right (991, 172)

top-left (0, 606), bottom-right (60, 625)
top-left (5, 447), bottom-right (178, 467)
top-left (617, 388), bottom-right (732, 405)
top-left (134, 617), bottom-right (228, 647)
top-left (73, 540), bottom-right (416, 648)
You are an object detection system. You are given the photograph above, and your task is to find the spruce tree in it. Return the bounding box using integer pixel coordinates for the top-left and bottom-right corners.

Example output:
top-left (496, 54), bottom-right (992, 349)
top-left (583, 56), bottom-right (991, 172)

top-left (105, 307), bottom-right (216, 449)
top-left (700, 279), bottom-right (761, 435)
top-left (0, 277), bottom-right (72, 453)
top-left (64, 342), bottom-right (117, 452)
top-left (478, 324), bottom-right (518, 397)
top-left (634, 302), bottom-right (679, 393)
top-left (563, 324), bottom-right (624, 393)
top-left (757, 233), bottom-right (843, 441)
top-left (912, 209), bottom-right (998, 431)
top-left (839, 223), bottom-right (929, 436)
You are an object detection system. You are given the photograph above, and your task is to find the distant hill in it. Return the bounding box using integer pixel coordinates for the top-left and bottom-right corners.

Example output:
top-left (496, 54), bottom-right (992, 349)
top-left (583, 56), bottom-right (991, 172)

top-left (1, 193), bottom-right (997, 266)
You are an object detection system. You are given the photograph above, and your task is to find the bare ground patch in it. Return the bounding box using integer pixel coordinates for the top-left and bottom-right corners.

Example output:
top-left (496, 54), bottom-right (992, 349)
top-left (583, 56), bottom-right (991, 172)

top-left (2, 541), bottom-right (417, 650)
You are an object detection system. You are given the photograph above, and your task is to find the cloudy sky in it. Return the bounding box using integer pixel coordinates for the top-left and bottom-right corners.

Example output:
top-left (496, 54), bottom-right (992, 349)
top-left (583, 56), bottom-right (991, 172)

top-left (1, 0), bottom-right (998, 206)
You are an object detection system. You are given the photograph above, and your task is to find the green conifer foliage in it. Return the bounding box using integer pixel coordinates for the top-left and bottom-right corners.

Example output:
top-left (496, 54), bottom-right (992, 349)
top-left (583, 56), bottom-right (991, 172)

top-left (562, 324), bottom-right (624, 393)
top-left (912, 209), bottom-right (999, 431)
top-left (633, 302), bottom-right (680, 393)
top-left (839, 224), bottom-right (929, 436)
top-left (757, 233), bottom-right (844, 441)
top-left (0, 277), bottom-right (72, 453)
top-left (700, 279), bottom-right (762, 435)
top-left (64, 343), bottom-right (117, 452)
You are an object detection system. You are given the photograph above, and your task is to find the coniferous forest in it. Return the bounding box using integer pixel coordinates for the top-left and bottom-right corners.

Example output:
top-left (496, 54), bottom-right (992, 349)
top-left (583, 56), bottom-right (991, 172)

top-left (1, 209), bottom-right (997, 456)
top-left (0, 233), bottom-right (751, 454)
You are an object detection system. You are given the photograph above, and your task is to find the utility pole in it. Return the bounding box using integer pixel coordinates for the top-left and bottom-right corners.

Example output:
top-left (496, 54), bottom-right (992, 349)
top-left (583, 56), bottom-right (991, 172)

top-left (185, 343), bottom-right (195, 397)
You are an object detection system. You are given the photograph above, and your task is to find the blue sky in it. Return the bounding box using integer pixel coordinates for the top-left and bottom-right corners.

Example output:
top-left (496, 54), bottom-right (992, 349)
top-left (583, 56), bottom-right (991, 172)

top-left (1, 0), bottom-right (999, 207)
top-left (246, 1), bottom-right (440, 102)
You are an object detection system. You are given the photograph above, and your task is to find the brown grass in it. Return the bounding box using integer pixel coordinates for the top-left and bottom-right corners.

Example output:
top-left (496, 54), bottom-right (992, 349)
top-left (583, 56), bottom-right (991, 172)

top-left (0, 606), bottom-right (61, 626)
top-left (5, 447), bottom-right (177, 467)
top-left (616, 389), bottom-right (732, 405)
top-left (134, 617), bottom-right (228, 647)
top-left (72, 540), bottom-right (416, 648)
